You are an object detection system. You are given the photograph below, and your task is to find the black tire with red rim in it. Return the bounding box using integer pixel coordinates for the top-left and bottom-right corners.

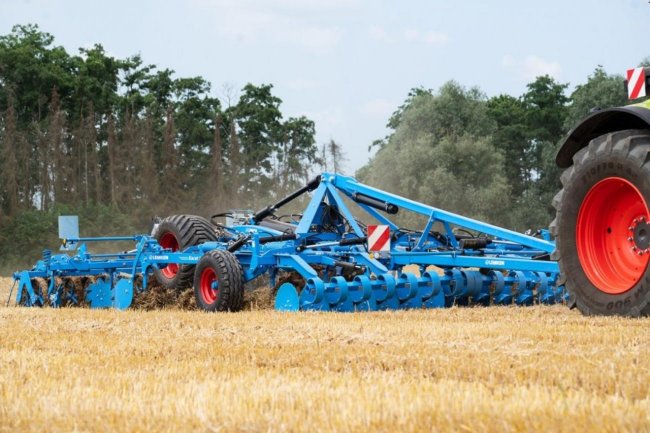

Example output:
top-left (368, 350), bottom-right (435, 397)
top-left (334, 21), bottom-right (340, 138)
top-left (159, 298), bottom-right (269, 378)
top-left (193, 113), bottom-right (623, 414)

top-left (552, 129), bottom-right (650, 316)
top-left (153, 215), bottom-right (218, 290)
top-left (193, 250), bottom-right (244, 312)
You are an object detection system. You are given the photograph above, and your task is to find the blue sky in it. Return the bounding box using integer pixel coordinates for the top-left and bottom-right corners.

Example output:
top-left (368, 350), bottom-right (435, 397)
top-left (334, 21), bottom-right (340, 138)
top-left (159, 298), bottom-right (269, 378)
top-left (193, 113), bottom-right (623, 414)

top-left (1, 0), bottom-right (648, 172)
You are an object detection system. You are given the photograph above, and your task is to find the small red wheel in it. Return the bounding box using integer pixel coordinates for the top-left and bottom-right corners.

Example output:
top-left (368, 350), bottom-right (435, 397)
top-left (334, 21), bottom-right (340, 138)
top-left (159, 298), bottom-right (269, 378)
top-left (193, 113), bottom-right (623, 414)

top-left (193, 250), bottom-right (244, 312)
top-left (199, 267), bottom-right (219, 304)
top-left (576, 177), bottom-right (650, 294)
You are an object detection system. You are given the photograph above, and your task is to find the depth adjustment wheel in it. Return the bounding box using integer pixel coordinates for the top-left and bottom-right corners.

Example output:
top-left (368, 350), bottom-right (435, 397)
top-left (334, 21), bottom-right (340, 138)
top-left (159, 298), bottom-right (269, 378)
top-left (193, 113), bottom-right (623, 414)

top-left (552, 129), bottom-right (650, 316)
top-left (153, 215), bottom-right (218, 290)
top-left (193, 250), bottom-right (244, 312)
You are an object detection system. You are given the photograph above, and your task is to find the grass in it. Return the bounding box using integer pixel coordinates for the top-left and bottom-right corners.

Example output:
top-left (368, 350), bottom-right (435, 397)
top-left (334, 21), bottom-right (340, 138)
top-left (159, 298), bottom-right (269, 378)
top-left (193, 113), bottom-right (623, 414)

top-left (0, 277), bottom-right (649, 432)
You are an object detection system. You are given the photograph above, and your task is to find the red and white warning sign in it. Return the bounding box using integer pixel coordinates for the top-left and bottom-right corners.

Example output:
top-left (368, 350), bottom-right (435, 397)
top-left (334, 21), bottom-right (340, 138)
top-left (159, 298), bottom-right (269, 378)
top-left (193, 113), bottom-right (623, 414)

top-left (367, 225), bottom-right (390, 252)
top-left (626, 67), bottom-right (646, 100)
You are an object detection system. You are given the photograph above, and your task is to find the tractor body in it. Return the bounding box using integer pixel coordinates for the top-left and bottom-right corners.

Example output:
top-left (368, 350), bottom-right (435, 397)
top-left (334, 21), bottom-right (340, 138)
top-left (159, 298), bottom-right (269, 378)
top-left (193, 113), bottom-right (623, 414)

top-left (551, 66), bottom-right (650, 316)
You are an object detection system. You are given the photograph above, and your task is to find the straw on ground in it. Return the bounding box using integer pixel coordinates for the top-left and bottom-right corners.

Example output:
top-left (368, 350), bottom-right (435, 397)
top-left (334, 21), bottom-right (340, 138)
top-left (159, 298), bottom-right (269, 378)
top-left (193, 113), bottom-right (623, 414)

top-left (0, 278), bottom-right (649, 433)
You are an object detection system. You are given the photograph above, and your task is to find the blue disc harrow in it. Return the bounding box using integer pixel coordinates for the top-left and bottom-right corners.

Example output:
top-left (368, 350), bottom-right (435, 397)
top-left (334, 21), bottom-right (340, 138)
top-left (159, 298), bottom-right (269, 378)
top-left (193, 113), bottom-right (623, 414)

top-left (9, 172), bottom-right (565, 311)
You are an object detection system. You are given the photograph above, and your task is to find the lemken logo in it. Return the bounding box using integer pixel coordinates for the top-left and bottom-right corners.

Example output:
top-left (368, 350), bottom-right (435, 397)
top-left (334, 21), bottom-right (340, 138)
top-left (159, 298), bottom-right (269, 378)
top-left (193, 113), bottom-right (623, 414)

top-left (485, 259), bottom-right (505, 266)
top-left (151, 255), bottom-right (169, 260)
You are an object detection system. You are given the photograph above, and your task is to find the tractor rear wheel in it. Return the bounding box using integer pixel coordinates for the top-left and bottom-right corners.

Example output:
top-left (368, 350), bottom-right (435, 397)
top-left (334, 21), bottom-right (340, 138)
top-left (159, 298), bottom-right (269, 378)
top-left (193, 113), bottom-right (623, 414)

top-left (552, 129), bottom-right (650, 316)
top-left (153, 215), bottom-right (218, 290)
top-left (193, 250), bottom-right (244, 312)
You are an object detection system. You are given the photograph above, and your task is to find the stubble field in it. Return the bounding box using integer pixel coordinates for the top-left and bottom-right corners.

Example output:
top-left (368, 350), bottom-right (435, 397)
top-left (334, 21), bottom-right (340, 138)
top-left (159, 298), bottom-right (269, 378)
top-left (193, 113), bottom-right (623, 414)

top-left (0, 277), bottom-right (649, 432)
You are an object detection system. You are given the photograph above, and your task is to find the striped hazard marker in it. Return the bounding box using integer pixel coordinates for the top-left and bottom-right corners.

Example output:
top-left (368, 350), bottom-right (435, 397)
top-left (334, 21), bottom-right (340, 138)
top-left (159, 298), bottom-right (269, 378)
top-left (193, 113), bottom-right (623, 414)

top-left (626, 67), bottom-right (646, 100)
top-left (367, 225), bottom-right (390, 252)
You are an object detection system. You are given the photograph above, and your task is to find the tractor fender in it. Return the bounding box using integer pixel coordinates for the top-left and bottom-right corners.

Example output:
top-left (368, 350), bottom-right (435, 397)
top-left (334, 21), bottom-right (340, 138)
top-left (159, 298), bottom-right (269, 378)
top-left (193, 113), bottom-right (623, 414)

top-left (556, 104), bottom-right (650, 168)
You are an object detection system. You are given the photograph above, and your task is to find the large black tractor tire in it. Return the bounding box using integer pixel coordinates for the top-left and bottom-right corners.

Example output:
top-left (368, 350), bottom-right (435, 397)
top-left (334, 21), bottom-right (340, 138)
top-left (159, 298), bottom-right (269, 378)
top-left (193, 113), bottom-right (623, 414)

top-left (153, 215), bottom-right (218, 290)
top-left (551, 129), bottom-right (650, 316)
top-left (193, 250), bottom-right (244, 312)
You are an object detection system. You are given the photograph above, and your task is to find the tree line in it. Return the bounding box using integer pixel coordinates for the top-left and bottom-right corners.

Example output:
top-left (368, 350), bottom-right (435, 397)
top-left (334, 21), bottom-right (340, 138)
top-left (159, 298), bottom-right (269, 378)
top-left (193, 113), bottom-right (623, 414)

top-left (0, 24), bottom-right (336, 269)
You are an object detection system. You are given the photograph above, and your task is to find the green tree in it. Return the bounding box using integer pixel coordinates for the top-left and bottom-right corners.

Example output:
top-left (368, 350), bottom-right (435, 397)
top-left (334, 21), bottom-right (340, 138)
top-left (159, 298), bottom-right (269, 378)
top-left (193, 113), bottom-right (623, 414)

top-left (385, 82), bottom-right (494, 147)
top-left (0, 24), bottom-right (320, 269)
top-left (72, 44), bottom-right (121, 120)
top-left (386, 86), bottom-right (433, 130)
top-left (358, 82), bottom-right (508, 227)
top-left (0, 94), bottom-right (19, 216)
top-left (227, 84), bottom-right (283, 184)
top-left (0, 24), bottom-right (75, 124)
top-left (120, 54), bottom-right (154, 116)
top-left (486, 95), bottom-right (531, 197)
top-left (278, 116), bottom-right (318, 191)
top-left (320, 139), bottom-right (346, 174)
top-left (521, 76), bottom-right (569, 229)
top-left (564, 67), bottom-right (627, 130)
top-left (224, 83), bottom-right (317, 204)
top-left (172, 76), bottom-right (221, 192)
top-left (523, 75), bottom-right (569, 145)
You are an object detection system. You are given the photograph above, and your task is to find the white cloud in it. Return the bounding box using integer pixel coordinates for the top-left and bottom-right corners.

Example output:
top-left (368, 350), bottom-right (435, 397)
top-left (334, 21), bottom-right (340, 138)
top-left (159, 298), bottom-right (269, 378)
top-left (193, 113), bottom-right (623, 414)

top-left (287, 78), bottom-right (321, 91)
top-left (522, 55), bottom-right (562, 81)
top-left (501, 54), bottom-right (516, 69)
top-left (294, 26), bottom-right (344, 51)
top-left (190, 0), bottom-right (345, 52)
top-left (369, 28), bottom-right (449, 46)
top-left (368, 25), bottom-right (390, 42)
top-left (361, 98), bottom-right (394, 119)
top-left (402, 28), bottom-right (449, 46)
top-left (273, 0), bottom-right (362, 11)
top-left (502, 54), bottom-right (562, 81)
top-left (403, 29), bottom-right (420, 42)
top-left (304, 107), bottom-right (345, 130)
top-left (423, 31), bottom-right (449, 46)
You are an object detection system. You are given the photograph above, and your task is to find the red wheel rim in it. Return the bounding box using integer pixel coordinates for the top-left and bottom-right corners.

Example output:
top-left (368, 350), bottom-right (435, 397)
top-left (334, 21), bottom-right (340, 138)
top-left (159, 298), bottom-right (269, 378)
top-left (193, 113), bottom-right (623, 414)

top-left (576, 177), bottom-right (650, 294)
top-left (159, 232), bottom-right (180, 279)
top-left (200, 267), bottom-right (219, 304)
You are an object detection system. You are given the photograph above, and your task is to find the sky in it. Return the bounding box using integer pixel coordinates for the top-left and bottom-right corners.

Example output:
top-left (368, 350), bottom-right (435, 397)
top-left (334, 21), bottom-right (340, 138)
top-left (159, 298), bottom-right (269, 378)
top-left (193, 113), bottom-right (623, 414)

top-left (1, 0), bottom-right (649, 173)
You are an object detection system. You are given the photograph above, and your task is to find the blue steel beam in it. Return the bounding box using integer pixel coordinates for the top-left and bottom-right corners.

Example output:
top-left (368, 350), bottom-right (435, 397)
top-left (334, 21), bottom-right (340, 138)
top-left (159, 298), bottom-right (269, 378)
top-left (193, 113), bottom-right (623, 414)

top-left (328, 173), bottom-right (555, 253)
top-left (11, 171), bottom-right (564, 311)
top-left (390, 252), bottom-right (559, 273)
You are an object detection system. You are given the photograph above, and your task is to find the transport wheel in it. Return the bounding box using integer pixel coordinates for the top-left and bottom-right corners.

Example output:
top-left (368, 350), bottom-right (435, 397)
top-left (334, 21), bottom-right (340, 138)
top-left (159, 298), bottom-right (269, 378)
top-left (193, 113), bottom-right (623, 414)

top-left (193, 250), bottom-right (244, 312)
top-left (153, 215), bottom-right (218, 290)
top-left (551, 129), bottom-right (650, 316)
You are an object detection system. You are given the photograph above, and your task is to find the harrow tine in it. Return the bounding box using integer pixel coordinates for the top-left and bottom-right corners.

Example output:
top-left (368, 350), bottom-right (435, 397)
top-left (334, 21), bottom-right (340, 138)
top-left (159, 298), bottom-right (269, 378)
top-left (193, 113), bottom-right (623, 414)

top-left (6, 279), bottom-right (16, 307)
